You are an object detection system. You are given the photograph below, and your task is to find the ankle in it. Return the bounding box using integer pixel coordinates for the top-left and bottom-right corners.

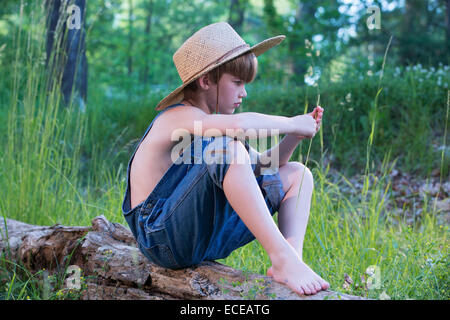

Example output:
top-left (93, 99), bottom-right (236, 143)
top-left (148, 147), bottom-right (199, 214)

top-left (268, 242), bottom-right (299, 268)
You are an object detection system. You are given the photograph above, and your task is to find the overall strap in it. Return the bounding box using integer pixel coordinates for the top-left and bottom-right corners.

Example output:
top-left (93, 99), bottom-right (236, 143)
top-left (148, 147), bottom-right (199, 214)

top-left (132, 103), bottom-right (185, 157)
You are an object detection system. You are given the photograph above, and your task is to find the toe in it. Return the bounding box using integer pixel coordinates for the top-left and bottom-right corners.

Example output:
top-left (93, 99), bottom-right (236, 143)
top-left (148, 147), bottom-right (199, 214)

top-left (307, 283), bottom-right (317, 295)
top-left (321, 280), bottom-right (330, 290)
top-left (313, 281), bottom-right (322, 292)
top-left (302, 285), bottom-right (312, 295)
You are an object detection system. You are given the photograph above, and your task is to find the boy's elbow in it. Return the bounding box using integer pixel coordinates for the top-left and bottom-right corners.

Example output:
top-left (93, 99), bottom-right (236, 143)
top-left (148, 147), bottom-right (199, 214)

top-left (222, 113), bottom-right (246, 138)
top-left (232, 113), bottom-right (244, 132)
top-left (232, 113), bottom-right (259, 139)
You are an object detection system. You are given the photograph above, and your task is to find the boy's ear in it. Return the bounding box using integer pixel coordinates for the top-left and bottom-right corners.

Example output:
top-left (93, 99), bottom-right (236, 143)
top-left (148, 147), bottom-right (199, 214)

top-left (197, 74), bottom-right (211, 90)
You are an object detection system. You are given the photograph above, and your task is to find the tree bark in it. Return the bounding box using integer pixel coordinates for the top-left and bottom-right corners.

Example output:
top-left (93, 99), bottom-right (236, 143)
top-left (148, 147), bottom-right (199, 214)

top-left (45, 0), bottom-right (88, 111)
top-left (0, 216), bottom-right (365, 300)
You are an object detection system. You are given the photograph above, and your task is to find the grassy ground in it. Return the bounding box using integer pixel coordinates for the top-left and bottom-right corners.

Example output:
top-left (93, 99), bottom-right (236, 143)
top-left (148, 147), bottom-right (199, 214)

top-left (0, 15), bottom-right (449, 300)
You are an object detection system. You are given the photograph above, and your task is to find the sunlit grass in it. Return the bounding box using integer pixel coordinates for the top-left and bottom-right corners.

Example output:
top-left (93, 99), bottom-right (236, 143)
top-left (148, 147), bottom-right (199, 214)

top-left (220, 158), bottom-right (449, 299)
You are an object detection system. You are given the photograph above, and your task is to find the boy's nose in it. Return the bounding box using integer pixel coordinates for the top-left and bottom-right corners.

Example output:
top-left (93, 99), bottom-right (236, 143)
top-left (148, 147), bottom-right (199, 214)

top-left (240, 86), bottom-right (247, 98)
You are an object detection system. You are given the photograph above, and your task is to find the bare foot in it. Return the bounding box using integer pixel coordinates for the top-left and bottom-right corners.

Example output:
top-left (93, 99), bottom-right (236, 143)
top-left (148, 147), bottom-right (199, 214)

top-left (267, 251), bottom-right (330, 295)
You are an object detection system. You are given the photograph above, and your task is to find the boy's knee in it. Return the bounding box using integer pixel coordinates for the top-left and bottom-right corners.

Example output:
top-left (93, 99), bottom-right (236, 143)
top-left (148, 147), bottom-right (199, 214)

top-left (226, 139), bottom-right (251, 164)
top-left (287, 161), bottom-right (314, 185)
top-left (203, 136), bottom-right (253, 190)
top-left (204, 136), bottom-right (250, 165)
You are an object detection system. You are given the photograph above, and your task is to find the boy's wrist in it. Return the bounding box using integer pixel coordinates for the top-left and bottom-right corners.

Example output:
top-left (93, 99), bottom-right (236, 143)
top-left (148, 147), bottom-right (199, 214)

top-left (285, 132), bottom-right (305, 141)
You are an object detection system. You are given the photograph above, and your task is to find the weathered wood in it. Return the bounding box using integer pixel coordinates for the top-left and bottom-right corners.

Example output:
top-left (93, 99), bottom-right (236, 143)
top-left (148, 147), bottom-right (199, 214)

top-left (0, 216), bottom-right (364, 300)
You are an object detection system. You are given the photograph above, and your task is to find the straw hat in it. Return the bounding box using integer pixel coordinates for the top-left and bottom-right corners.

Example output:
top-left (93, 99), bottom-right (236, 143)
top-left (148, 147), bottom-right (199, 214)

top-left (155, 22), bottom-right (285, 111)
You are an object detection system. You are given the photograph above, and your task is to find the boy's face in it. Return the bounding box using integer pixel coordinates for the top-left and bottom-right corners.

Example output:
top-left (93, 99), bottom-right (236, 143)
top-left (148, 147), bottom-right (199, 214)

top-left (207, 72), bottom-right (247, 114)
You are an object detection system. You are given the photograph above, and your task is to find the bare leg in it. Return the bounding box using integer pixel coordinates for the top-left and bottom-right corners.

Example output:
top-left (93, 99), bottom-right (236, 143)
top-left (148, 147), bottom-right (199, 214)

top-left (222, 142), bottom-right (328, 295)
top-left (272, 162), bottom-right (330, 293)
top-left (277, 162), bottom-right (313, 257)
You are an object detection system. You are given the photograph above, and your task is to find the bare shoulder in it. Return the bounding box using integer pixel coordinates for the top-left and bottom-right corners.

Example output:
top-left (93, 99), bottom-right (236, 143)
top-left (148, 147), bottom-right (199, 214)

top-left (151, 106), bottom-right (205, 139)
top-left (161, 105), bottom-right (208, 123)
top-left (157, 105), bottom-right (239, 137)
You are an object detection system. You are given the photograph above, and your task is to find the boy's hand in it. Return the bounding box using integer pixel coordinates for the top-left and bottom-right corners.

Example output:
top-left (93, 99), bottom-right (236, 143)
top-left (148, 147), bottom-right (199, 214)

top-left (291, 106), bottom-right (324, 139)
top-left (312, 106), bottom-right (323, 133)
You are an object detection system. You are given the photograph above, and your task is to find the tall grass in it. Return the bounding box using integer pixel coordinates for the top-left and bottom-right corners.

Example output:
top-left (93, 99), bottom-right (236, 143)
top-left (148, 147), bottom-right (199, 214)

top-left (1, 2), bottom-right (86, 226)
top-left (220, 152), bottom-right (449, 299)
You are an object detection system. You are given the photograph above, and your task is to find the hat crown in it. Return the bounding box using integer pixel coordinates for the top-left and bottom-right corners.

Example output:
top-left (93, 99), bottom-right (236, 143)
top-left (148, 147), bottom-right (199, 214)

top-left (173, 22), bottom-right (247, 83)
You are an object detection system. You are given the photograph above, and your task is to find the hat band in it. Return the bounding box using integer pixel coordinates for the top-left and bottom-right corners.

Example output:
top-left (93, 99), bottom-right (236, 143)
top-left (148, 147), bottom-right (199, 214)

top-left (183, 43), bottom-right (250, 84)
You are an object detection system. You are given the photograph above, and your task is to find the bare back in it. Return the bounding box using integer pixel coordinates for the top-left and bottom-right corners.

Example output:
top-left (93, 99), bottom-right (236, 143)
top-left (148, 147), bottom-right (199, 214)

top-left (129, 106), bottom-right (192, 209)
top-left (130, 110), bottom-right (176, 208)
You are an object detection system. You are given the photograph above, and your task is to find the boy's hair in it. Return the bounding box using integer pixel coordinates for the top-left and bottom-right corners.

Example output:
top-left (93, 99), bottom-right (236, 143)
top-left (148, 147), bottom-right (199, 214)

top-left (184, 52), bottom-right (258, 93)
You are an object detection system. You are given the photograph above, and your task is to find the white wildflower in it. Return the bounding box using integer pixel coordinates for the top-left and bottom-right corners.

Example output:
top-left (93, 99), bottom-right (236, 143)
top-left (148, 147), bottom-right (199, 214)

top-left (305, 39), bottom-right (312, 49)
top-left (345, 92), bottom-right (352, 102)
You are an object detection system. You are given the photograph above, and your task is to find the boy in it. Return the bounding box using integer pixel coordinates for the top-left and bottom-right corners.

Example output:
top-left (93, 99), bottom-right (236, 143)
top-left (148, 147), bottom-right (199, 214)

top-left (122, 22), bottom-right (328, 296)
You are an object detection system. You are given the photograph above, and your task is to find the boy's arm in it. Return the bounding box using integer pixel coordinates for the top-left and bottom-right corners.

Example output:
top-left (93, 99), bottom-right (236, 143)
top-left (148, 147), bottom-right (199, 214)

top-left (166, 107), bottom-right (297, 138)
top-left (250, 134), bottom-right (305, 172)
top-left (236, 112), bottom-right (298, 138)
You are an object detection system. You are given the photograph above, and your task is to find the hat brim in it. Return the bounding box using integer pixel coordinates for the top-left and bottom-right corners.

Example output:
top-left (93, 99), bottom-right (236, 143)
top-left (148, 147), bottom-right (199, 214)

top-left (155, 35), bottom-right (286, 111)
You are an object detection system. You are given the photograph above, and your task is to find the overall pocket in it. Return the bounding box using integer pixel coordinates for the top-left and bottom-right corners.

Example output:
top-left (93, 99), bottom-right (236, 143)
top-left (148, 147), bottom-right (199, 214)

top-left (137, 227), bottom-right (181, 269)
top-left (139, 198), bottom-right (167, 233)
top-left (261, 177), bottom-right (285, 213)
top-left (140, 242), bottom-right (180, 269)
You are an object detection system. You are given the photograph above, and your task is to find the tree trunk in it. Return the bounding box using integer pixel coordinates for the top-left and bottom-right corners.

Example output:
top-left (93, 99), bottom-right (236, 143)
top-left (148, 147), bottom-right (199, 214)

top-left (127, 0), bottom-right (134, 76)
top-left (399, 0), bottom-right (428, 65)
top-left (228, 0), bottom-right (247, 35)
top-left (0, 216), bottom-right (366, 300)
top-left (142, 0), bottom-right (153, 84)
top-left (446, 0), bottom-right (450, 52)
top-left (45, 0), bottom-right (88, 112)
top-left (289, 1), bottom-right (316, 82)
top-left (263, 0), bottom-right (284, 35)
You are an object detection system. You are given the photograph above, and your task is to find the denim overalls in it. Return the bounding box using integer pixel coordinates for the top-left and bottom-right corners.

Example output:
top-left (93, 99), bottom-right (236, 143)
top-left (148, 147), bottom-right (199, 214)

top-left (122, 103), bottom-right (286, 269)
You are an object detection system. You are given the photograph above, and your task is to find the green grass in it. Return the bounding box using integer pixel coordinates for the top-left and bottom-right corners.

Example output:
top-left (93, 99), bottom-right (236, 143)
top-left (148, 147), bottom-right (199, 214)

top-left (0, 5), bottom-right (448, 300)
top-left (219, 161), bottom-right (449, 299)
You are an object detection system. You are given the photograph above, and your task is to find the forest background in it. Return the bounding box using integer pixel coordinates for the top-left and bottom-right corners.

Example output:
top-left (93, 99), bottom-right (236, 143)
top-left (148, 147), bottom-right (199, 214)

top-left (0, 0), bottom-right (449, 300)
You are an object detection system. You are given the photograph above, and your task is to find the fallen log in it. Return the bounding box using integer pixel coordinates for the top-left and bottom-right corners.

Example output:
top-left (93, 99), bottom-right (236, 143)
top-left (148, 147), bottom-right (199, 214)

top-left (0, 215), bottom-right (364, 300)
